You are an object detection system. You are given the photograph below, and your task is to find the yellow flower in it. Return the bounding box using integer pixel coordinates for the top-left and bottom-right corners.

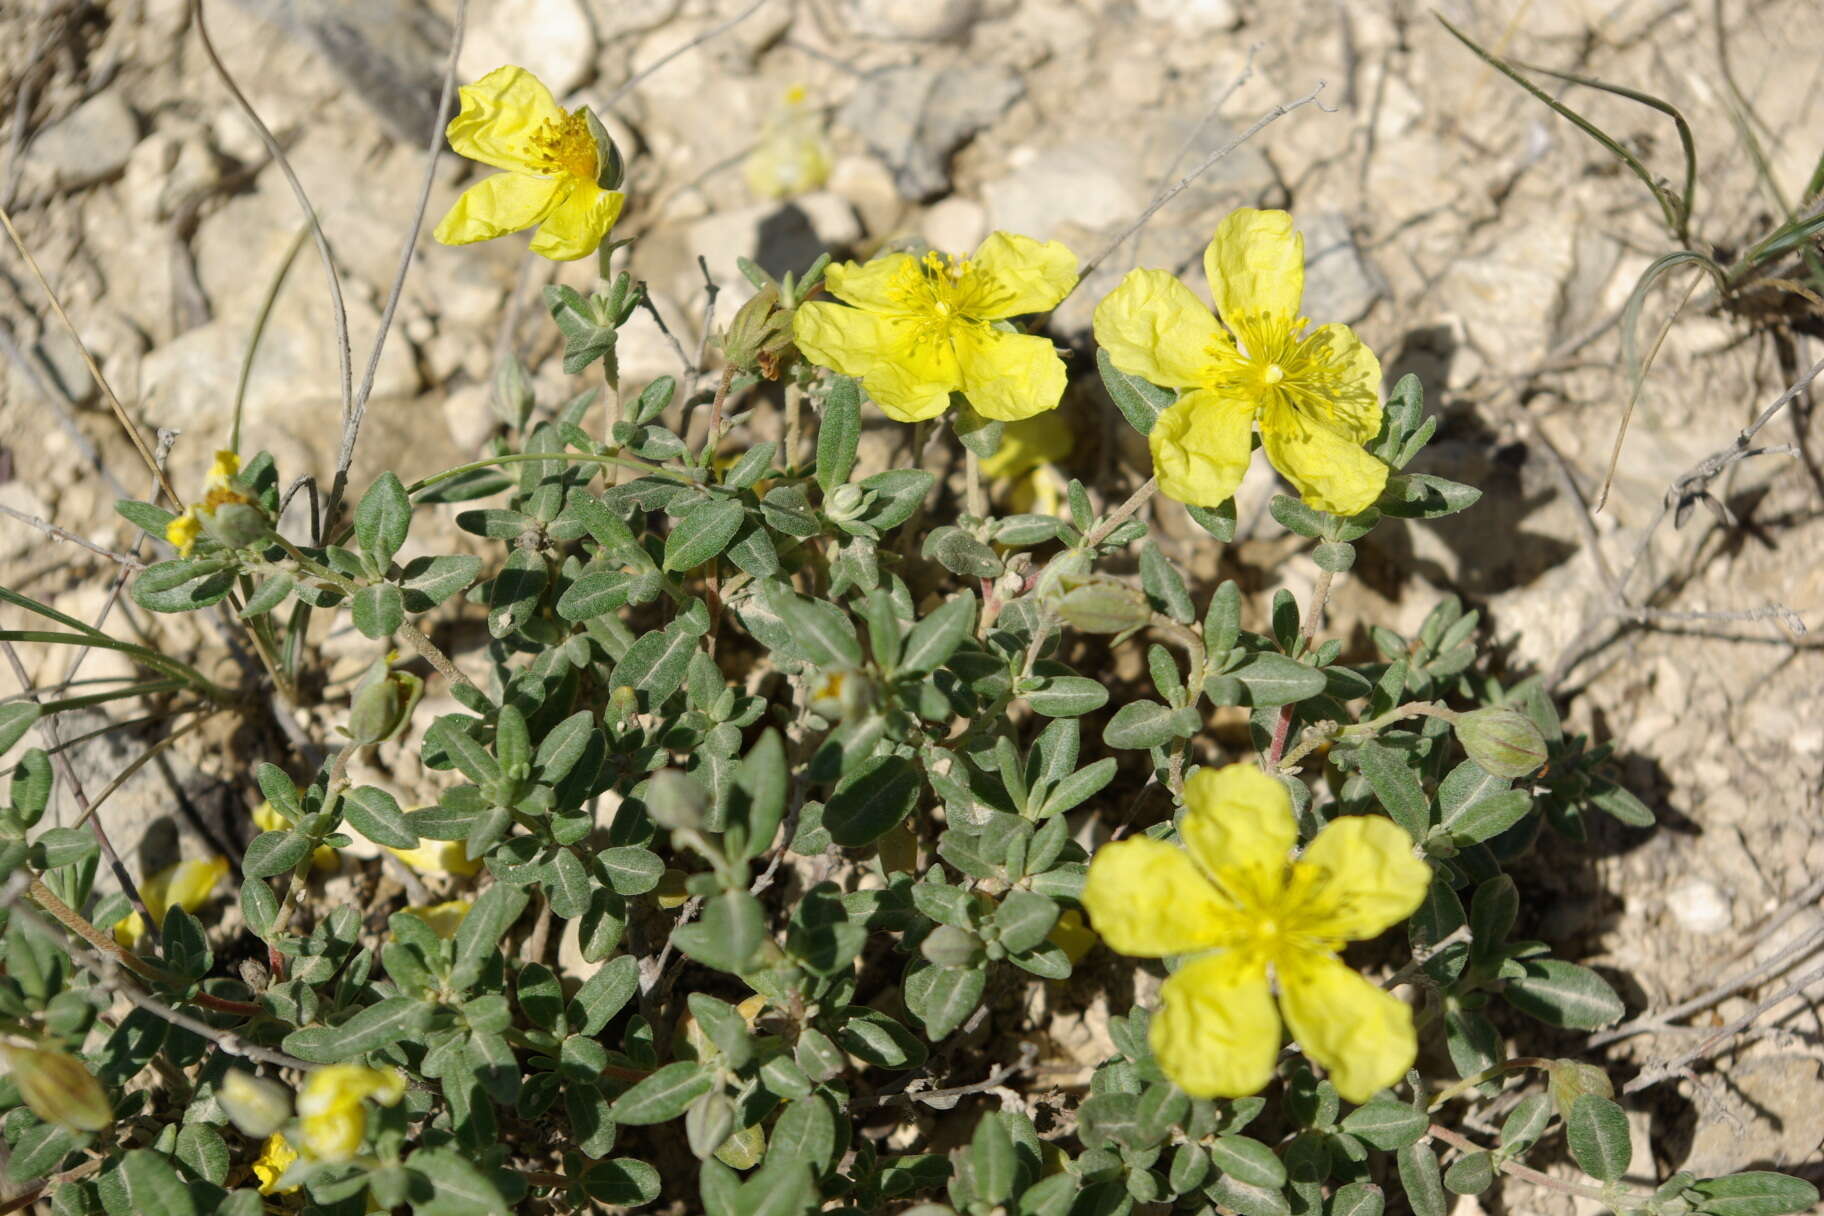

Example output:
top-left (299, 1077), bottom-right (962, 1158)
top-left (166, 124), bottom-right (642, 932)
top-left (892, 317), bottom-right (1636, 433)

top-left (433, 65), bottom-right (626, 262)
top-left (252, 1132), bottom-right (300, 1194)
top-left (253, 801), bottom-right (339, 872)
top-left (982, 412), bottom-right (1074, 516)
top-left (1081, 763), bottom-right (1430, 1103)
top-left (793, 233), bottom-right (1079, 423)
top-left (1094, 209), bottom-right (1389, 515)
top-left (207, 449), bottom-right (239, 487)
top-left (113, 856), bottom-right (229, 949)
top-left (296, 1065), bottom-right (405, 1163)
top-left (164, 509), bottom-right (201, 557)
top-left (400, 899), bottom-right (471, 940)
top-left (387, 837), bottom-right (482, 878)
top-left (743, 83), bottom-right (832, 200)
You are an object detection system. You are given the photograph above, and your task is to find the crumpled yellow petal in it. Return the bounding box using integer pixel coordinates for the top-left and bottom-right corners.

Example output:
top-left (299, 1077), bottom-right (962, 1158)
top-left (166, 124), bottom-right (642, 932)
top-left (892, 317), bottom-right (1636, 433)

top-left (1277, 949), bottom-right (1416, 1103)
top-left (529, 182), bottom-right (625, 261)
top-left (1259, 397), bottom-right (1389, 516)
top-left (1205, 207), bottom-right (1305, 327)
top-left (402, 899), bottom-right (472, 940)
top-left (1296, 815), bottom-right (1431, 941)
top-left (164, 510), bottom-right (201, 557)
top-left (445, 65), bottom-right (565, 173)
top-left (434, 172), bottom-right (563, 247)
top-left (1093, 269), bottom-right (1229, 390)
top-left (1179, 763), bottom-right (1298, 891)
top-left (966, 232), bottom-right (1078, 319)
top-left (1148, 387), bottom-right (1256, 508)
top-left (823, 253), bottom-right (918, 312)
top-left (956, 327), bottom-right (1068, 421)
top-left (1082, 836), bottom-right (1235, 957)
top-left (1297, 323), bottom-right (1383, 445)
top-left (1151, 951), bottom-right (1281, 1098)
top-left (253, 1133), bottom-right (300, 1194)
top-left (114, 857), bottom-right (228, 947)
top-left (388, 838), bottom-right (482, 878)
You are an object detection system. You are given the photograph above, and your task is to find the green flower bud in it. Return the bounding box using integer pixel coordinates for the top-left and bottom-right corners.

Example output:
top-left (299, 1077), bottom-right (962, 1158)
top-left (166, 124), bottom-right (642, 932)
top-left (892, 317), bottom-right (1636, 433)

top-left (1057, 580), bottom-right (1151, 635)
top-left (1456, 706), bottom-right (1548, 779)
top-left (824, 483), bottom-right (868, 522)
top-left (1547, 1058), bottom-right (1613, 1122)
top-left (219, 1069), bottom-right (292, 1138)
top-left (347, 658), bottom-right (424, 746)
top-left (579, 106), bottom-right (624, 190)
top-left (1, 1044), bottom-right (112, 1132)
top-left (200, 501), bottom-right (272, 551)
top-left (920, 924), bottom-right (986, 969)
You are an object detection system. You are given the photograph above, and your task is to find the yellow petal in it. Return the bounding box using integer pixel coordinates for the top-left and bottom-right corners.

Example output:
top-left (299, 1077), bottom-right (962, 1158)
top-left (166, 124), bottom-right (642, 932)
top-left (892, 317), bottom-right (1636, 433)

top-left (1092, 268), bottom-right (1229, 390)
top-left (164, 510), bottom-right (200, 557)
top-left (965, 232), bottom-right (1078, 319)
top-left (793, 303), bottom-right (957, 422)
top-left (253, 1133), bottom-right (300, 1194)
top-left (1295, 815), bottom-right (1431, 941)
top-left (402, 899), bottom-right (472, 940)
top-left (1295, 323), bottom-right (1383, 444)
top-left (445, 65), bottom-right (565, 173)
top-left (123, 856), bottom-right (230, 946)
top-left (1150, 951), bottom-right (1281, 1098)
top-left (299, 1107), bottom-right (365, 1162)
top-left (823, 253), bottom-right (918, 312)
top-left (1259, 398), bottom-right (1389, 516)
top-left (207, 450), bottom-right (239, 487)
top-left (1179, 763), bottom-right (1298, 891)
top-left (434, 172), bottom-right (563, 247)
top-left (981, 412), bottom-right (1075, 479)
top-left (387, 839), bottom-right (482, 878)
top-left (1148, 387), bottom-right (1256, 508)
top-left (299, 1065), bottom-right (406, 1119)
top-left (955, 327), bottom-right (1068, 421)
top-left (529, 182), bottom-right (625, 261)
top-left (1204, 208), bottom-right (1304, 328)
top-left (1277, 950), bottom-right (1416, 1103)
top-left (1081, 836), bottom-right (1234, 958)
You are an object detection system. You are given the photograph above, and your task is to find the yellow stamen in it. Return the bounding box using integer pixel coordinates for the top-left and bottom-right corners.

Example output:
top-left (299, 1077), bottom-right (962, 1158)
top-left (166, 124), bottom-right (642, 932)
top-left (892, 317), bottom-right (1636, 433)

top-left (531, 112), bottom-right (597, 181)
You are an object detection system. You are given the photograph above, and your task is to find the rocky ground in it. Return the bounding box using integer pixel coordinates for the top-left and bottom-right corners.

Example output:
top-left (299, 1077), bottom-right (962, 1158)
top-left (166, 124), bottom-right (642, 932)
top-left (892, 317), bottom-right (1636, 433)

top-left (2, 0), bottom-right (1821, 1203)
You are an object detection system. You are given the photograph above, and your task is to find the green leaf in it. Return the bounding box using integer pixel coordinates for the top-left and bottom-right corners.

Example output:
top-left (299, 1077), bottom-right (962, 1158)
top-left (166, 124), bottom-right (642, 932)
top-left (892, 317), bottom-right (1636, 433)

top-left (1039, 757), bottom-right (1116, 818)
top-left (1228, 652), bottom-right (1327, 706)
top-left (835, 1008), bottom-right (925, 1070)
top-left (1185, 498), bottom-right (1238, 541)
top-left (487, 547), bottom-right (547, 638)
top-left (599, 845), bottom-right (663, 895)
top-left (1442, 788), bottom-right (1532, 844)
top-left (1140, 543), bottom-right (1194, 622)
top-left (582, 1159), bottom-right (662, 1207)
top-left (610, 1060), bottom-right (713, 1124)
top-left (1208, 1134), bottom-right (1288, 1188)
top-left (1443, 1151), bottom-right (1495, 1195)
top-left (1329, 1182), bottom-right (1385, 1216)
top-left (343, 786), bottom-right (418, 849)
top-left (1504, 958), bottom-right (1625, 1029)
top-left (816, 376), bottom-right (861, 491)
top-left (240, 573), bottom-right (295, 618)
top-left (672, 890), bottom-right (765, 973)
top-left (1103, 700), bottom-right (1185, 750)
top-left (1355, 741), bottom-right (1430, 840)
top-left (546, 848), bottom-right (591, 919)
top-left (114, 1149), bottom-right (196, 1216)
top-left (899, 593), bottom-right (977, 675)
top-left (285, 996), bottom-right (433, 1061)
top-left (399, 554), bottom-right (483, 612)
top-left (1023, 676), bottom-right (1109, 718)
top-left (557, 569), bottom-right (633, 621)
top-left (242, 829), bottom-right (310, 879)
top-left (615, 624), bottom-right (697, 711)
top-left (769, 1097), bottom-right (839, 1176)
top-left (823, 754), bottom-right (921, 847)
top-left (568, 954), bottom-right (638, 1037)
top-left (1691, 1173), bottom-right (1821, 1216)
top-left (923, 527), bottom-right (1002, 579)
top-left (0, 702), bottom-right (41, 756)
top-left (1589, 780), bottom-right (1655, 827)
top-left (970, 1110), bottom-right (1019, 1206)
top-left (664, 498), bottom-right (746, 572)
top-left (1208, 1173), bottom-right (1291, 1216)
top-left (992, 889), bottom-right (1058, 954)
top-left (407, 1146), bottom-right (512, 1215)
top-left (1340, 1100), bottom-right (1428, 1150)
top-left (131, 559), bottom-right (237, 612)
top-left (857, 469), bottom-right (935, 530)
top-left (31, 827), bottom-right (96, 870)
top-left (1097, 348), bottom-right (1175, 435)
top-left (903, 960), bottom-right (985, 1040)
top-left (1566, 1094), bottom-right (1631, 1182)
top-left (451, 883), bottom-right (530, 992)
top-left (354, 471), bottom-right (411, 568)
top-left (1396, 1143), bottom-right (1447, 1216)
top-left (729, 729), bottom-right (788, 862)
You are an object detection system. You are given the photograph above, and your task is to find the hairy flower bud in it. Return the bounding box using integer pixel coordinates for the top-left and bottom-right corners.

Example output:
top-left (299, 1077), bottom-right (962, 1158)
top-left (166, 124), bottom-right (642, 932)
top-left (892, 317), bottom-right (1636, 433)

top-left (1547, 1058), bottom-right (1614, 1122)
top-left (824, 483), bottom-right (868, 523)
top-left (1, 1044), bottom-right (112, 1132)
top-left (219, 1070), bottom-right (293, 1138)
top-left (347, 660), bottom-right (424, 747)
top-left (1455, 706), bottom-right (1548, 779)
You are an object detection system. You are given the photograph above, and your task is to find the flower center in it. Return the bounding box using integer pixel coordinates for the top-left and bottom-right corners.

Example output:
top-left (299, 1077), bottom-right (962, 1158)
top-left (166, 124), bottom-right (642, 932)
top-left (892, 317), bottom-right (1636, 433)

top-left (1263, 363), bottom-right (1285, 384)
top-left (1214, 859), bottom-right (1341, 966)
top-left (531, 112), bottom-right (598, 181)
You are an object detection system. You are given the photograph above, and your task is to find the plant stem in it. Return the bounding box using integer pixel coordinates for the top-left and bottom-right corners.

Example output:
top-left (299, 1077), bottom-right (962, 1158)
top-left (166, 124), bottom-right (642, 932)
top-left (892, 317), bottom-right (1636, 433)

top-left (1266, 566), bottom-right (1336, 768)
top-left (964, 447), bottom-right (987, 521)
top-left (1427, 1123), bottom-right (1646, 1204)
top-left (1081, 477), bottom-right (1158, 549)
top-left (706, 363), bottom-right (737, 458)
top-left (395, 619), bottom-right (474, 689)
top-left (1428, 1057), bottom-right (1551, 1110)
top-left (267, 743), bottom-right (357, 945)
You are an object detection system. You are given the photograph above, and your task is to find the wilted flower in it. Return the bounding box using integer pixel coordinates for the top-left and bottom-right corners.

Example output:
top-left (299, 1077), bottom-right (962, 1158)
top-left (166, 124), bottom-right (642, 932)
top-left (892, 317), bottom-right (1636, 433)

top-left (113, 856), bottom-right (229, 949)
top-left (296, 1065), bottom-right (406, 1162)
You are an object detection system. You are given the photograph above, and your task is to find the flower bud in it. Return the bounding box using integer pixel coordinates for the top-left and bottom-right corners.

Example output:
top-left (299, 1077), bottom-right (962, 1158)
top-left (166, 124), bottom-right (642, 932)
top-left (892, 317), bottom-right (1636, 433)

top-left (347, 658), bottom-right (423, 746)
top-left (920, 924), bottom-right (986, 969)
top-left (219, 1070), bottom-right (293, 1138)
top-left (1, 1044), bottom-right (112, 1132)
top-left (1455, 706), bottom-right (1548, 779)
top-left (1057, 580), bottom-right (1151, 635)
top-left (579, 106), bottom-right (624, 190)
top-left (1547, 1058), bottom-right (1613, 1122)
top-left (824, 483), bottom-right (867, 522)
top-left (198, 501), bottom-right (271, 551)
